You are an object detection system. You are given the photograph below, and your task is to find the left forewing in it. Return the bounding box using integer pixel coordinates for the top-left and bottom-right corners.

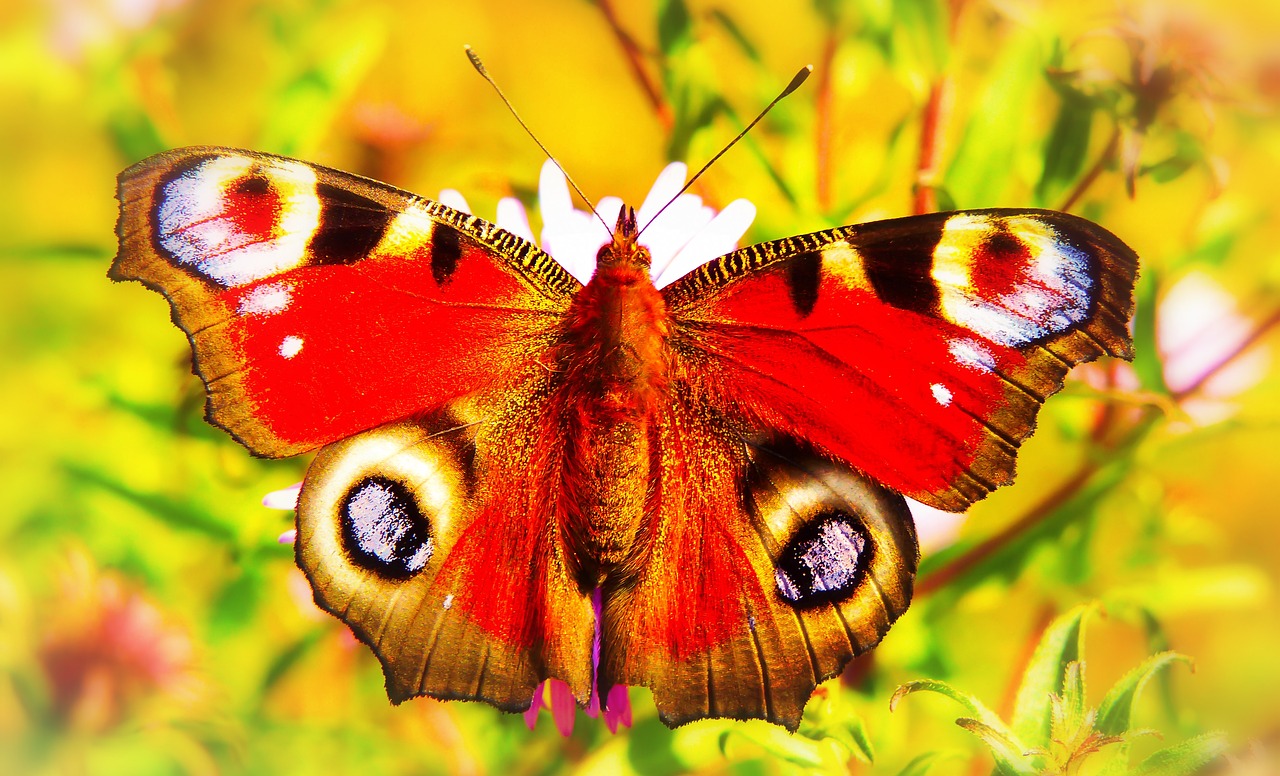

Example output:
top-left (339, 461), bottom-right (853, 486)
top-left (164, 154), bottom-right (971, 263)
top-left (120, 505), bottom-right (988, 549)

top-left (113, 147), bottom-right (578, 457)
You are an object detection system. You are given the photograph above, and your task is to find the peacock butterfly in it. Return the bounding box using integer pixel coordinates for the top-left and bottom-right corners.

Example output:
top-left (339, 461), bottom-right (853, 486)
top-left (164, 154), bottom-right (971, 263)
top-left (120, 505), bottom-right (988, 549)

top-left (111, 145), bottom-right (1137, 730)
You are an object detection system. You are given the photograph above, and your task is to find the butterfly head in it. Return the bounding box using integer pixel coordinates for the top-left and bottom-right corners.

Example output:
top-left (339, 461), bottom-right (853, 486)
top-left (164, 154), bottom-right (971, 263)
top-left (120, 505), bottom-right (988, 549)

top-left (596, 206), bottom-right (651, 270)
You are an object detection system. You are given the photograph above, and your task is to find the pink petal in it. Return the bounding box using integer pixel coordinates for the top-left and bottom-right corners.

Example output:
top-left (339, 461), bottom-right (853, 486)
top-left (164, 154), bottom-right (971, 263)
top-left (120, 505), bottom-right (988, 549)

top-left (548, 679), bottom-right (577, 737)
top-left (276, 529), bottom-right (297, 545)
top-left (524, 681), bottom-right (546, 730)
top-left (604, 685), bottom-right (632, 733)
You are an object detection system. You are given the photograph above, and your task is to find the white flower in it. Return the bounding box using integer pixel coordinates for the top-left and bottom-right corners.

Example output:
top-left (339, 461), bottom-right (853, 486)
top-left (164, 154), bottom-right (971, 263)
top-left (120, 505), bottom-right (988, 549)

top-left (266, 162), bottom-right (758, 526)
top-left (446, 159), bottom-right (756, 287)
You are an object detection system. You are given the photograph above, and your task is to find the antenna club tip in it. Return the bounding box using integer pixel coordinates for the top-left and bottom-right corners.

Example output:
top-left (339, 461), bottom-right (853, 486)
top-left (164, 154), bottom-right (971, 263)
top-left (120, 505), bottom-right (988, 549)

top-left (465, 45), bottom-right (487, 75)
top-left (783, 65), bottom-right (813, 96)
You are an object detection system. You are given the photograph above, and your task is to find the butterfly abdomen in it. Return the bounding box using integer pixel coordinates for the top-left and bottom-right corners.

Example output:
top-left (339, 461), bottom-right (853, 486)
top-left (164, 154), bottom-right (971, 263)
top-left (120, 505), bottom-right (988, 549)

top-left (556, 247), bottom-right (672, 582)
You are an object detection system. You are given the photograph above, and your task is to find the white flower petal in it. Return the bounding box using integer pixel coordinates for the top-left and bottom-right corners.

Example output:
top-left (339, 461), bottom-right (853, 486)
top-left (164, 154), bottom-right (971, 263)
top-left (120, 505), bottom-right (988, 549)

top-left (907, 498), bottom-right (966, 553)
top-left (595, 197), bottom-right (625, 228)
top-left (641, 199), bottom-right (710, 271)
top-left (654, 199), bottom-right (757, 288)
top-left (636, 162), bottom-right (689, 227)
top-left (438, 161), bottom-right (757, 288)
top-left (437, 189), bottom-right (471, 214)
top-left (543, 212), bottom-right (600, 284)
top-left (538, 159), bottom-right (574, 228)
top-left (496, 197), bottom-right (536, 244)
top-left (263, 483), bottom-right (301, 510)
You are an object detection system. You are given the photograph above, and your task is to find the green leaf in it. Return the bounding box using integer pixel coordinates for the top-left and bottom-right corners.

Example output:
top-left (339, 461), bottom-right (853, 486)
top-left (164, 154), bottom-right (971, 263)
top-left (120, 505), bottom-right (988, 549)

top-left (1054, 661), bottom-right (1088, 743)
top-left (1035, 91), bottom-right (1095, 207)
top-left (945, 31), bottom-right (1041, 207)
top-left (895, 751), bottom-right (964, 776)
top-left (798, 689), bottom-right (874, 764)
top-left (1131, 267), bottom-right (1169, 394)
top-left (67, 463), bottom-right (238, 545)
top-left (1131, 732), bottom-right (1230, 776)
top-left (845, 716), bottom-right (874, 764)
top-left (916, 455), bottom-right (1140, 597)
top-left (258, 10), bottom-right (386, 157)
top-left (888, 0), bottom-right (949, 76)
top-left (657, 0), bottom-right (694, 57)
top-left (954, 719), bottom-right (1040, 776)
top-left (721, 724), bottom-right (826, 769)
top-left (891, 680), bottom-right (1030, 754)
top-left (258, 629), bottom-right (325, 696)
top-left (708, 10), bottom-right (760, 62)
top-left (1096, 652), bottom-right (1192, 736)
top-left (1010, 603), bottom-right (1095, 748)
top-left (627, 716), bottom-right (684, 775)
top-left (107, 105), bottom-right (167, 161)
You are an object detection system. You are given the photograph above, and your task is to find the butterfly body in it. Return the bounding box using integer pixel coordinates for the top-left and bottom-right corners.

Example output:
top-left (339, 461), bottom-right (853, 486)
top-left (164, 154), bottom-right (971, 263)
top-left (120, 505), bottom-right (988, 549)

top-left (113, 147), bottom-right (1137, 730)
top-left (556, 206), bottom-right (670, 578)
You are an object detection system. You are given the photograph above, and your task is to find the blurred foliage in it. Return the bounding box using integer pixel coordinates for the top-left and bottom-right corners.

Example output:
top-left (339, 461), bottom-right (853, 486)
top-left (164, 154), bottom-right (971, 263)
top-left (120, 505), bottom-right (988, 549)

top-left (2, 0), bottom-right (1280, 774)
top-left (891, 605), bottom-right (1229, 775)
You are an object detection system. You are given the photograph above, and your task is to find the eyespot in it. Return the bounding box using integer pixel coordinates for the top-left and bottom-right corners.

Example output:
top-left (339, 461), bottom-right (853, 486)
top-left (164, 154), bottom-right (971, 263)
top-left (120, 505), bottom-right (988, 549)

top-left (340, 476), bottom-right (433, 578)
top-left (774, 511), bottom-right (871, 606)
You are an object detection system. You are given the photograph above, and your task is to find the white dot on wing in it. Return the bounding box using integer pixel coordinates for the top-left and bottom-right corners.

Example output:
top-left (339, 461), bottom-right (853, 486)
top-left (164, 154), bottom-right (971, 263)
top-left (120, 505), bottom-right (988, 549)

top-left (279, 335), bottom-right (304, 359)
top-left (931, 383), bottom-right (953, 406)
top-left (238, 283), bottom-right (292, 315)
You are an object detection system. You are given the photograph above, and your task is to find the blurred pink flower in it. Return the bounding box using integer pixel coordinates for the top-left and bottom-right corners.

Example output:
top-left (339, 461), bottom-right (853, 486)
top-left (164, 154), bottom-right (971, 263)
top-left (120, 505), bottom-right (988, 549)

top-left (37, 553), bottom-right (193, 732)
top-left (49, 0), bottom-right (188, 61)
top-left (1157, 271), bottom-right (1269, 425)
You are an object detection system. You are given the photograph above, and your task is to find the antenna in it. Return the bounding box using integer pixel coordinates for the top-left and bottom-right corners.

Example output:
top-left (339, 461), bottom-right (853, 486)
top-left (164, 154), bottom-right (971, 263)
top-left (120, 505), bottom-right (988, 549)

top-left (639, 64), bottom-right (813, 237)
top-left (465, 46), bottom-right (613, 237)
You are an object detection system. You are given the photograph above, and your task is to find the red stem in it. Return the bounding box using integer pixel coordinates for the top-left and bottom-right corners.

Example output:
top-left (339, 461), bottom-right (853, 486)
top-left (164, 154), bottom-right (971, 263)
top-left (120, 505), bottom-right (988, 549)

top-left (913, 79), bottom-right (949, 215)
top-left (815, 31), bottom-right (837, 213)
top-left (1059, 126), bottom-right (1121, 213)
top-left (595, 0), bottom-right (674, 132)
top-left (917, 463), bottom-right (1099, 596)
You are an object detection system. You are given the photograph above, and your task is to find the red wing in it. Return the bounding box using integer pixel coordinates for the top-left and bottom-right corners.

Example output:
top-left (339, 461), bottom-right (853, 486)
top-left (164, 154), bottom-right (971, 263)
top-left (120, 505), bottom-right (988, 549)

top-left (113, 147), bottom-right (578, 457)
top-left (661, 209), bottom-right (1138, 511)
top-left (600, 408), bottom-right (919, 730)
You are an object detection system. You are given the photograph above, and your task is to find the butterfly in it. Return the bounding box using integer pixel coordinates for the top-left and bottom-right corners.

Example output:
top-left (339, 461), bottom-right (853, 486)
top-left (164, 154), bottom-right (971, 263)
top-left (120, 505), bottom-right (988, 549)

top-left (112, 147), bottom-right (1137, 731)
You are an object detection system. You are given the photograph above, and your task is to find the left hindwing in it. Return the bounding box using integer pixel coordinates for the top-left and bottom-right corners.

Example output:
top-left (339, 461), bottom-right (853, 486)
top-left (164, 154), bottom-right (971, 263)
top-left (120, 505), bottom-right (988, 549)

top-left (662, 208), bottom-right (1138, 511)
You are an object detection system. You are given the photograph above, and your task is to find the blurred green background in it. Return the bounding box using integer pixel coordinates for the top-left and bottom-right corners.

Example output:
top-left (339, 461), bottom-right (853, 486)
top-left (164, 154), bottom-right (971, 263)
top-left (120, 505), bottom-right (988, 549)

top-left (2, 0), bottom-right (1280, 773)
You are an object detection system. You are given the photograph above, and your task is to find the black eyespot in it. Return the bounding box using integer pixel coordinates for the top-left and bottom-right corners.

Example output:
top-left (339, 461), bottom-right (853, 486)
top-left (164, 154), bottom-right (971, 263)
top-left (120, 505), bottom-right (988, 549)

top-left (774, 511), bottom-right (870, 607)
top-left (340, 476), bottom-right (433, 579)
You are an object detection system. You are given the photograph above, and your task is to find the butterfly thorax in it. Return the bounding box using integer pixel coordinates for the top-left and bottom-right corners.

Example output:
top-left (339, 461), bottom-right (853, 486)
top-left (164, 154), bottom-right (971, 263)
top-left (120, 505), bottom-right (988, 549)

top-left (555, 207), bottom-right (671, 584)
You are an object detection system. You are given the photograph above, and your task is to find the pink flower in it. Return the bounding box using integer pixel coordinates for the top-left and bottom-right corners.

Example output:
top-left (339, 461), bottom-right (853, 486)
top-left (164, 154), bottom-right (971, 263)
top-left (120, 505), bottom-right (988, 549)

top-left (1157, 271), bottom-right (1269, 426)
top-left (37, 553), bottom-right (194, 732)
top-left (524, 589), bottom-right (633, 736)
